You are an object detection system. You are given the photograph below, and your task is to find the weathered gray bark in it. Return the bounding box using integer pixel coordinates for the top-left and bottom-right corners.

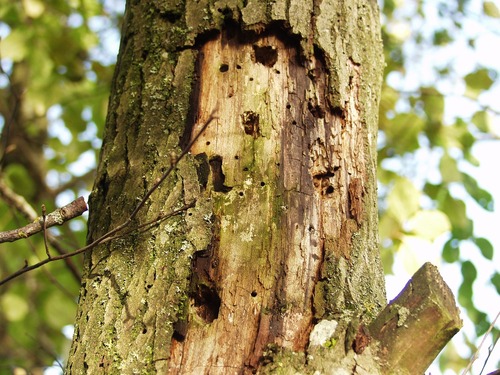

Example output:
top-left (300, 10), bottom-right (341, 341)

top-left (66, 0), bottom-right (389, 373)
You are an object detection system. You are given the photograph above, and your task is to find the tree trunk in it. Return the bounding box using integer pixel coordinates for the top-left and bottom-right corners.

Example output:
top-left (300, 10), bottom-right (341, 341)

top-left (66, 1), bottom-right (391, 373)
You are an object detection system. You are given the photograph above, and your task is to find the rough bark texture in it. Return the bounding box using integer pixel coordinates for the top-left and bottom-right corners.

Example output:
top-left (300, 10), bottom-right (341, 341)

top-left (369, 263), bottom-right (462, 375)
top-left (66, 0), bottom-right (386, 374)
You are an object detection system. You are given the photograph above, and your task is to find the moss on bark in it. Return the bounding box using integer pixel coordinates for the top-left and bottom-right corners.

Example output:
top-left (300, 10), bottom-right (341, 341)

top-left (67, 1), bottom-right (386, 373)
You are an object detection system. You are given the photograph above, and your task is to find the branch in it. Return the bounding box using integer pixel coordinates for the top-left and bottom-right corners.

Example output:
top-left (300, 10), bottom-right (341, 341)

top-left (0, 179), bottom-right (83, 281)
top-left (0, 197), bottom-right (88, 244)
top-left (0, 111), bottom-right (217, 286)
top-left (0, 203), bottom-right (194, 287)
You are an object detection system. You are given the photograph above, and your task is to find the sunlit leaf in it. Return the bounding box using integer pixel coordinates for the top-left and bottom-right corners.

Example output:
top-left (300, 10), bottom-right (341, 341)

top-left (421, 87), bottom-right (444, 123)
top-left (379, 212), bottom-right (402, 242)
top-left (386, 177), bottom-right (421, 223)
top-left (407, 209), bottom-right (450, 240)
top-left (399, 235), bottom-right (431, 274)
top-left (483, 1), bottom-right (500, 18)
top-left (464, 68), bottom-right (495, 99)
top-left (439, 153), bottom-right (461, 183)
top-left (471, 110), bottom-right (492, 133)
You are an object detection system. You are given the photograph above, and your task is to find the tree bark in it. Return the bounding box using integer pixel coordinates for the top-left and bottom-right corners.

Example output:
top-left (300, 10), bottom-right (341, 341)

top-left (66, 1), bottom-right (391, 373)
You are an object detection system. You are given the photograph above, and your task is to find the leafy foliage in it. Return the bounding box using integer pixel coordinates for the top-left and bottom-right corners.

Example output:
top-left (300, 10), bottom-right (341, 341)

top-left (0, 0), bottom-right (121, 371)
top-left (380, 0), bottom-right (499, 372)
top-left (0, 0), bottom-right (498, 373)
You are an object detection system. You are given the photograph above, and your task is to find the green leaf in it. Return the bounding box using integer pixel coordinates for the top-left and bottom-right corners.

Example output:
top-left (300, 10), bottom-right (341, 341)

top-left (472, 110), bottom-right (492, 133)
top-left (464, 68), bottom-right (495, 99)
top-left (473, 237), bottom-right (494, 260)
top-left (462, 172), bottom-right (494, 211)
top-left (491, 273), bottom-right (500, 294)
top-left (458, 282), bottom-right (473, 308)
top-left (483, 1), bottom-right (500, 17)
top-left (387, 177), bottom-right (421, 223)
top-left (461, 260), bottom-right (477, 282)
top-left (421, 87), bottom-right (444, 124)
top-left (438, 192), bottom-right (473, 239)
top-left (440, 153), bottom-right (461, 183)
top-left (433, 29), bottom-right (453, 45)
top-left (407, 209), bottom-right (450, 240)
top-left (442, 239), bottom-right (460, 263)
top-left (379, 212), bottom-right (402, 242)
top-left (382, 112), bottom-right (425, 154)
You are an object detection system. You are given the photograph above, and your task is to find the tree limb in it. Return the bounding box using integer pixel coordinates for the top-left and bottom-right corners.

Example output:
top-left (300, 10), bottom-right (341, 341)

top-left (0, 197), bottom-right (88, 244)
top-left (0, 112), bottom-right (217, 286)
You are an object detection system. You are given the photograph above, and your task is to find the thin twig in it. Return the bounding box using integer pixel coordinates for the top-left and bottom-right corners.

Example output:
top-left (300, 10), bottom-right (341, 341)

top-left (7, 210), bottom-right (78, 300)
top-left (0, 111), bottom-right (217, 286)
top-left (0, 182), bottom-right (84, 280)
top-left (462, 309), bottom-right (500, 375)
top-left (41, 204), bottom-right (51, 258)
top-left (479, 331), bottom-right (500, 375)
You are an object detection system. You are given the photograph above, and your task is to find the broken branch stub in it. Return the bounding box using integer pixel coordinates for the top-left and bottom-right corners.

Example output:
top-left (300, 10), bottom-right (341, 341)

top-left (369, 262), bottom-right (462, 374)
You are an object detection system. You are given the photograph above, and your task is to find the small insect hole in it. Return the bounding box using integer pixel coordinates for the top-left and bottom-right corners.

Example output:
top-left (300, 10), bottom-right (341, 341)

top-left (235, 155), bottom-right (239, 160)
top-left (286, 103), bottom-right (291, 109)
top-left (239, 192), bottom-right (244, 197)
top-left (260, 182), bottom-right (265, 187)
top-left (219, 64), bottom-right (229, 72)
top-left (249, 77), bottom-right (254, 81)
top-left (206, 141), bottom-right (211, 145)
top-left (325, 186), bottom-right (334, 194)
top-left (251, 291), bottom-right (257, 297)
top-left (243, 167), bottom-right (249, 171)
top-left (236, 64), bottom-right (242, 69)
top-left (142, 328), bottom-right (147, 334)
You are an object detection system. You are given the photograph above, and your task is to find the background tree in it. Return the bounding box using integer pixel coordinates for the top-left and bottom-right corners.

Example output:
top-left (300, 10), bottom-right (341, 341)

top-left (0, 0), bottom-right (497, 373)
